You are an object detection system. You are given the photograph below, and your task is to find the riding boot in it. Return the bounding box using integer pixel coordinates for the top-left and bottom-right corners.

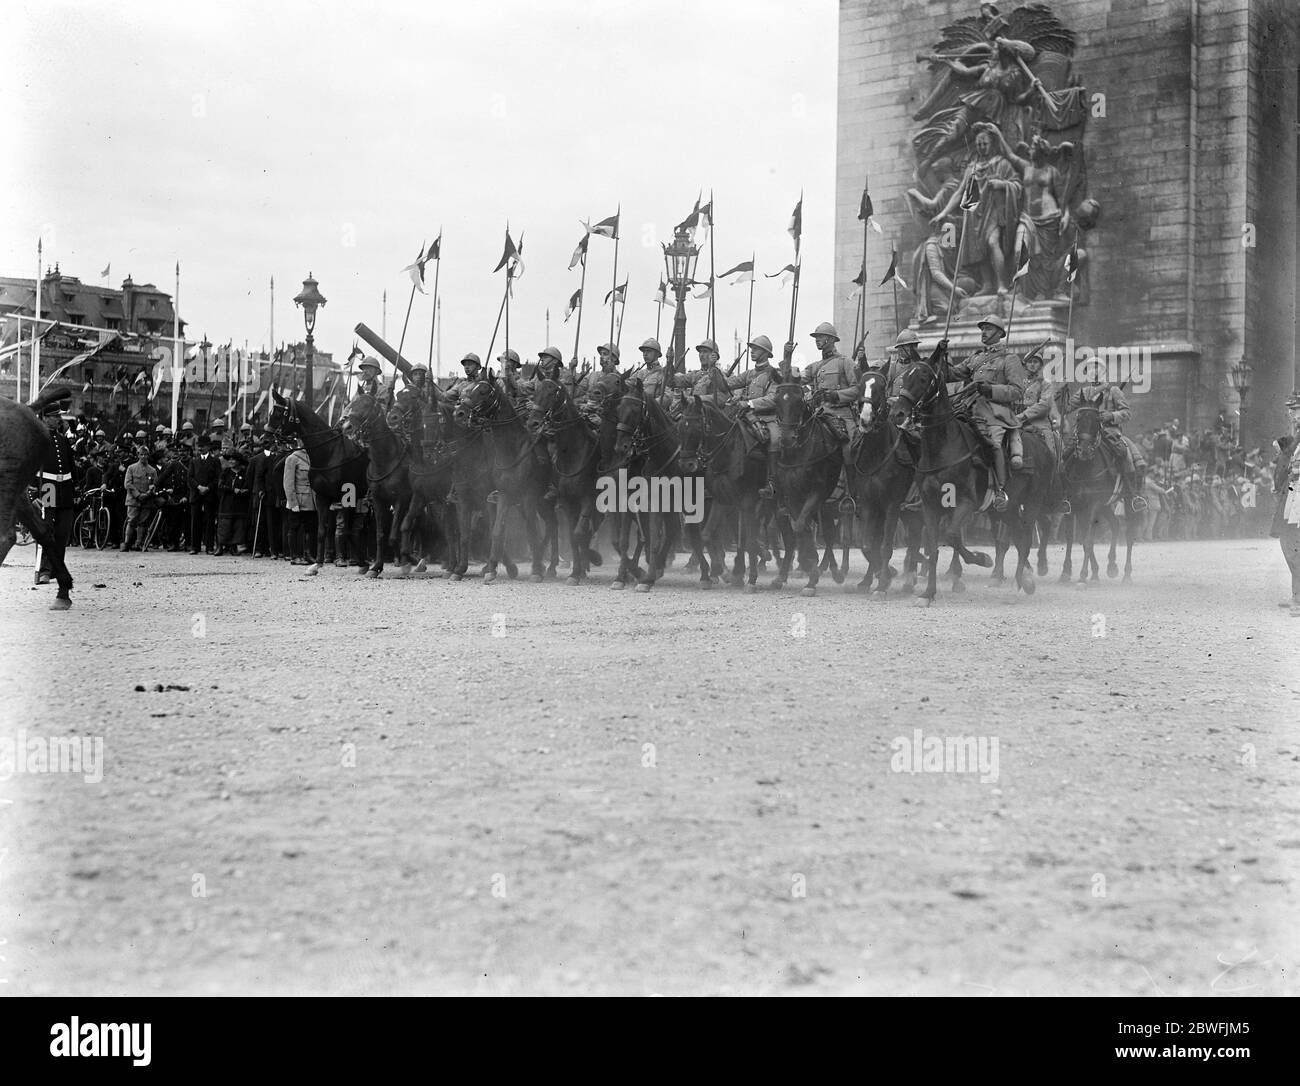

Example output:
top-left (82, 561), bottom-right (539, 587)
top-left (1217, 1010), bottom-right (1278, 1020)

top-left (759, 452), bottom-right (778, 498)
top-left (901, 481), bottom-right (922, 512)
top-left (1009, 428), bottom-right (1024, 472)
top-left (991, 448), bottom-right (1009, 511)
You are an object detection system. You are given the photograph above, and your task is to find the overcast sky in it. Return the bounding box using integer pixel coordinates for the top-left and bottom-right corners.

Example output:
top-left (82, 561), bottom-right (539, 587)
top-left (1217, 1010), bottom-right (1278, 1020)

top-left (3, 0), bottom-right (838, 374)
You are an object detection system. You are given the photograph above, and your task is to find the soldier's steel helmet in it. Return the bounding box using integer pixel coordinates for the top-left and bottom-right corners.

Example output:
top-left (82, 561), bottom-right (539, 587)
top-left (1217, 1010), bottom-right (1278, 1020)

top-left (977, 315), bottom-right (1008, 335)
top-left (893, 329), bottom-right (921, 348)
top-left (155, 423), bottom-right (167, 433)
top-left (460, 352), bottom-right (482, 367)
top-left (181, 420), bottom-right (195, 431)
top-left (748, 334), bottom-right (774, 356)
top-left (672, 374), bottom-right (692, 389)
top-left (810, 321), bottom-right (840, 340)
top-left (597, 343), bottom-right (620, 361)
top-left (408, 363), bottom-right (429, 375)
top-left (496, 349), bottom-right (520, 366)
top-left (358, 356), bottom-right (382, 372)
top-left (696, 338), bottom-right (720, 354)
top-left (539, 346), bottom-right (563, 365)
top-left (639, 338), bottom-right (662, 356)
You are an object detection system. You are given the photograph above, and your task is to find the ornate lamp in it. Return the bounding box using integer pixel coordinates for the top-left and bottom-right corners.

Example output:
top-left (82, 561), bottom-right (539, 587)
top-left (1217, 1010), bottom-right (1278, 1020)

top-left (661, 228), bottom-right (700, 374)
top-left (293, 273), bottom-right (327, 410)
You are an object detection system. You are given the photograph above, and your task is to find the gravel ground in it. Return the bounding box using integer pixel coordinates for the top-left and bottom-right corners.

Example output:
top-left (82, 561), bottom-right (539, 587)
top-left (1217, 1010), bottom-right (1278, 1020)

top-left (1, 538), bottom-right (1297, 996)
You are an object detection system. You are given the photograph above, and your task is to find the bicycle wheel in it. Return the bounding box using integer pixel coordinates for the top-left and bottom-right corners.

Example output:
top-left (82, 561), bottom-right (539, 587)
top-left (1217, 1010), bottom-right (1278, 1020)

top-left (73, 510), bottom-right (90, 549)
top-left (94, 507), bottom-right (111, 550)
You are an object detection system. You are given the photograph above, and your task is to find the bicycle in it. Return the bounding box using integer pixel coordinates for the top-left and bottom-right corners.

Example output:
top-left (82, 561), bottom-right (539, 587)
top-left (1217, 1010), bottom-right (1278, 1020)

top-left (72, 485), bottom-right (112, 550)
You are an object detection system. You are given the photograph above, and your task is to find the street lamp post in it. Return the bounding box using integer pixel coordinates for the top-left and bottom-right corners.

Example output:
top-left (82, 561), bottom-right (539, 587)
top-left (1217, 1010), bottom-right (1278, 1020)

top-left (1230, 356), bottom-right (1252, 448)
top-left (293, 273), bottom-right (327, 412)
top-left (661, 226), bottom-right (700, 380)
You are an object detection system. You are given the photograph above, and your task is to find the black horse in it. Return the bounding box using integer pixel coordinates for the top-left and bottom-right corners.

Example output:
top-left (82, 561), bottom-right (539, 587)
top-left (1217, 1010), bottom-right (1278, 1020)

top-left (267, 389), bottom-right (370, 573)
top-left (1062, 404), bottom-right (1137, 583)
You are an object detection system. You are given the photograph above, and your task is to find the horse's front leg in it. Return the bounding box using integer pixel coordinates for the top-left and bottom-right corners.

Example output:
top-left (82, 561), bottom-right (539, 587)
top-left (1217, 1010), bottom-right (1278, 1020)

top-left (521, 493), bottom-right (545, 582)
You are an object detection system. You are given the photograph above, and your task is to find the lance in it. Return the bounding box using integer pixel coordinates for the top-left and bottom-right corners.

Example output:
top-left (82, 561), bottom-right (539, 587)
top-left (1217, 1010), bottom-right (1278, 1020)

top-left (654, 286), bottom-right (665, 347)
top-left (728, 253), bottom-right (756, 376)
top-left (707, 189), bottom-right (717, 340)
top-left (572, 238), bottom-right (589, 365)
top-left (1006, 243), bottom-right (1026, 341)
top-left (1065, 225), bottom-right (1080, 342)
top-left (786, 258), bottom-right (802, 359)
top-left (854, 174), bottom-right (870, 353)
top-left (615, 280), bottom-right (627, 353)
top-left (427, 231), bottom-right (442, 374)
top-left (942, 206), bottom-right (972, 342)
top-left (485, 277), bottom-right (510, 367)
top-left (891, 254), bottom-right (902, 339)
top-left (392, 242), bottom-right (427, 393)
top-left (608, 203), bottom-right (621, 344)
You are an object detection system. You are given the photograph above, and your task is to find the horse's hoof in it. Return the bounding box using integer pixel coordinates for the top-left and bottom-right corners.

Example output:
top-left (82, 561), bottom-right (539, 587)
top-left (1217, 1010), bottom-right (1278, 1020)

top-left (304, 564), bottom-right (319, 576)
top-left (529, 573), bottom-right (543, 583)
top-left (951, 578), bottom-right (966, 594)
top-left (801, 586), bottom-right (817, 597)
top-left (1122, 573), bottom-right (1132, 584)
top-left (449, 572), bottom-right (463, 582)
top-left (699, 579), bottom-right (713, 590)
top-left (483, 570), bottom-right (497, 584)
top-left (49, 597), bottom-right (71, 611)
top-left (912, 596), bottom-right (932, 608)
top-left (414, 559), bottom-right (428, 572)
top-left (1107, 565), bottom-right (1119, 579)
top-left (743, 583), bottom-right (757, 594)
top-left (856, 579), bottom-right (872, 593)
top-left (635, 583), bottom-right (651, 593)
top-left (1037, 559), bottom-right (1049, 576)
top-left (770, 580), bottom-right (786, 592)
top-left (1058, 572), bottom-right (1071, 583)
top-left (872, 590), bottom-right (890, 603)
top-left (831, 570), bottom-right (846, 585)
top-left (610, 580), bottom-right (626, 591)
top-left (988, 575), bottom-right (1005, 587)
top-left (365, 570), bottom-right (379, 579)
top-left (388, 567), bottom-right (408, 580)
top-left (969, 553), bottom-right (992, 568)
top-left (565, 576), bottom-right (582, 587)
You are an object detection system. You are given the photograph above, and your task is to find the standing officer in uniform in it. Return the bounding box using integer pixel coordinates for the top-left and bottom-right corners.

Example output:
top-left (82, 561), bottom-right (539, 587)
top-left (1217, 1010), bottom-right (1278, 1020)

top-left (628, 338), bottom-right (667, 400)
top-left (36, 394), bottom-right (79, 595)
top-left (947, 314), bottom-right (1026, 511)
top-left (790, 321), bottom-right (859, 468)
top-left (1065, 358), bottom-right (1148, 511)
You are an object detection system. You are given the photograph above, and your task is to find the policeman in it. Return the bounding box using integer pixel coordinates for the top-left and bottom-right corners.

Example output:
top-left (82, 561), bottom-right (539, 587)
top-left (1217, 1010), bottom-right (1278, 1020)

top-left (35, 393), bottom-right (79, 598)
top-left (1066, 357), bottom-right (1148, 511)
top-left (792, 321), bottom-right (859, 466)
top-left (628, 338), bottom-right (667, 400)
top-left (691, 339), bottom-right (730, 405)
top-left (947, 314), bottom-right (1026, 511)
top-left (727, 335), bottom-right (782, 492)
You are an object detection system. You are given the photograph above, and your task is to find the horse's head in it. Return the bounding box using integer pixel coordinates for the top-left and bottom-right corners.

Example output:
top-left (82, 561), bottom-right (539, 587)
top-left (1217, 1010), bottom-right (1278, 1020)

top-left (859, 368), bottom-right (888, 430)
top-left (611, 379), bottom-right (650, 468)
top-left (454, 377), bottom-right (499, 428)
top-left (890, 360), bottom-right (940, 429)
top-left (267, 388), bottom-right (297, 436)
top-left (676, 394), bottom-right (708, 473)
top-left (342, 393), bottom-right (381, 446)
top-left (1073, 404), bottom-right (1102, 460)
top-left (772, 382), bottom-right (810, 451)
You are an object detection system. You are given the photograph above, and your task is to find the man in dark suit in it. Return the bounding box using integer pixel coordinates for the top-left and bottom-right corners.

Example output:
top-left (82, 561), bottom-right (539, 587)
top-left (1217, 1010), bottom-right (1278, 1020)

top-left (244, 435), bottom-right (272, 556)
top-left (187, 435), bottom-right (221, 554)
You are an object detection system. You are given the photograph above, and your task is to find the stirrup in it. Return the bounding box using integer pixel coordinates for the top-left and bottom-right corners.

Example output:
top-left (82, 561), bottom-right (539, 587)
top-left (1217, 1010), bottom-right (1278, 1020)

top-left (758, 482), bottom-right (775, 498)
top-left (992, 488), bottom-right (1009, 512)
top-left (1058, 498), bottom-right (1072, 515)
top-left (1129, 494), bottom-right (1148, 512)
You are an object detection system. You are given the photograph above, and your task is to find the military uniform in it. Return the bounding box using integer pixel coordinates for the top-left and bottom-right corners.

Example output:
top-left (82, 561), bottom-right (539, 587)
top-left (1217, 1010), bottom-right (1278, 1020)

top-left (628, 362), bottom-right (667, 400)
top-left (948, 344), bottom-right (1027, 450)
top-left (36, 413), bottom-right (79, 583)
top-left (802, 350), bottom-right (860, 447)
top-left (122, 456), bottom-right (159, 550)
top-left (691, 364), bottom-right (732, 405)
top-left (728, 363), bottom-right (781, 445)
top-left (1066, 380), bottom-right (1147, 506)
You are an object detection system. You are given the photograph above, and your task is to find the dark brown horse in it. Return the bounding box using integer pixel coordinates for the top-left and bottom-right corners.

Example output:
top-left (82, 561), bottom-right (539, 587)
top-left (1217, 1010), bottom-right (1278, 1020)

top-left (0, 395), bottom-right (74, 607)
top-left (1062, 404), bottom-right (1136, 583)
top-left (341, 393), bottom-right (416, 578)
top-left (529, 378), bottom-right (604, 585)
top-left (267, 389), bottom-right (370, 573)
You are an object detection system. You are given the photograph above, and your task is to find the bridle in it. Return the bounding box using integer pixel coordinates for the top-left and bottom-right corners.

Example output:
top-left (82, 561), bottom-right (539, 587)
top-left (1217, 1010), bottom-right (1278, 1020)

top-left (678, 399), bottom-right (741, 473)
top-left (773, 383), bottom-right (843, 471)
top-left (613, 390), bottom-right (680, 468)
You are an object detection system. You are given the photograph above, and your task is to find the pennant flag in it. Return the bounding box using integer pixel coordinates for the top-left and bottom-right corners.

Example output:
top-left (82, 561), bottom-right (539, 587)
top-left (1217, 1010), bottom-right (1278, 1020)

top-left (858, 186), bottom-right (883, 233)
top-left (653, 279), bottom-right (673, 307)
top-left (100, 262), bottom-right (111, 280)
top-left (849, 264), bottom-right (866, 301)
top-left (493, 229), bottom-right (523, 276)
top-left (958, 173), bottom-right (981, 212)
top-left (1012, 244), bottom-right (1030, 283)
top-left (676, 194), bottom-right (702, 239)
top-left (564, 288), bottom-right (582, 321)
top-left (427, 234), bottom-right (441, 262)
top-left (767, 263), bottom-right (797, 289)
top-left (696, 199), bottom-right (713, 237)
top-left (1065, 244), bottom-right (1081, 284)
top-left (569, 230), bottom-right (590, 271)
top-left (150, 359), bottom-right (166, 400)
top-left (402, 240), bottom-right (430, 294)
top-left (506, 232), bottom-right (526, 296)
top-left (693, 281), bottom-right (713, 301)
top-left (604, 280), bottom-right (627, 306)
top-left (718, 260), bottom-right (754, 285)
top-left (879, 249), bottom-right (909, 291)
top-left (787, 198), bottom-right (802, 253)
top-left (589, 212), bottom-right (620, 239)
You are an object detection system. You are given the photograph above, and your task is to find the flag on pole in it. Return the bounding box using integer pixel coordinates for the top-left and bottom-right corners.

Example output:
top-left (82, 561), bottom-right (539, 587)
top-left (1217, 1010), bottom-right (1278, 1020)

top-left (696, 198), bottom-right (713, 238)
top-left (100, 262), bottom-right (111, 280)
top-left (676, 194), bottom-right (702, 240)
top-left (849, 264), bottom-right (866, 301)
top-left (565, 288), bottom-right (582, 321)
top-left (589, 212), bottom-right (620, 239)
top-left (718, 260), bottom-right (754, 285)
top-left (402, 240), bottom-right (431, 294)
top-left (427, 234), bottom-right (441, 262)
top-left (858, 185), bottom-right (883, 234)
top-left (1011, 244), bottom-right (1030, 283)
top-left (493, 228), bottom-right (525, 277)
top-left (693, 282), bottom-right (713, 301)
top-left (653, 279), bottom-right (673, 307)
top-left (1064, 244), bottom-right (1081, 283)
top-left (879, 248), bottom-right (909, 290)
top-left (568, 230), bottom-right (590, 270)
top-left (787, 198), bottom-right (802, 254)
top-left (958, 173), bottom-right (981, 212)
top-left (767, 263), bottom-right (798, 289)
top-left (603, 280), bottom-right (627, 306)
top-left (507, 233), bottom-right (526, 296)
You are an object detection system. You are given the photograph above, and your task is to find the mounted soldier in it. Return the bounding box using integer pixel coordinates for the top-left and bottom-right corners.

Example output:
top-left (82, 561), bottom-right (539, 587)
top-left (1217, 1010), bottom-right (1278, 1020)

top-left (495, 349), bottom-right (529, 411)
top-left (691, 338), bottom-right (730, 405)
top-left (445, 352), bottom-right (483, 402)
top-left (354, 356), bottom-right (390, 408)
top-left (947, 314), bottom-right (1026, 511)
top-left (628, 338), bottom-right (667, 400)
top-left (727, 334), bottom-right (781, 494)
top-left (1017, 341), bottom-right (1069, 514)
top-left (792, 321), bottom-right (859, 467)
top-left (387, 361), bottom-right (435, 461)
top-left (578, 343), bottom-right (622, 425)
top-left (1065, 356), bottom-right (1148, 511)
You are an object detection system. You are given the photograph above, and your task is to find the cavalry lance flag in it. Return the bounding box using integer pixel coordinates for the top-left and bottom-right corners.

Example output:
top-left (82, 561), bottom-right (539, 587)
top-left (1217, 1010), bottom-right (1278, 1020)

top-left (565, 288), bottom-right (582, 321)
top-left (718, 260), bottom-right (754, 285)
top-left (568, 230), bottom-right (590, 270)
top-left (767, 263), bottom-right (797, 289)
top-left (493, 228), bottom-right (525, 278)
top-left (858, 184), bottom-right (883, 234)
top-left (879, 249), bottom-right (908, 290)
top-left (787, 197), bottom-right (802, 255)
top-left (589, 212), bottom-right (620, 239)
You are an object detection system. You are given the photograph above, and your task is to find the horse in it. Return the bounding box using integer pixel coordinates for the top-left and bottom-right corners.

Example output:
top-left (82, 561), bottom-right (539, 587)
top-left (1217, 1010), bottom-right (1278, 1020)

top-left (456, 376), bottom-right (552, 583)
top-left (769, 381), bottom-right (846, 596)
top-left (438, 384), bottom-right (498, 581)
top-left (846, 367), bottom-right (920, 598)
top-left (267, 389), bottom-right (370, 574)
top-left (529, 378), bottom-right (605, 585)
top-left (340, 393), bottom-right (417, 578)
top-left (609, 380), bottom-right (686, 592)
top-left (1061, 404), bottom-right (1136, 582)
top-left (891, 354), bottom-right (1050, 603)
top-left (0, 395), bottom-right (74, 608)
